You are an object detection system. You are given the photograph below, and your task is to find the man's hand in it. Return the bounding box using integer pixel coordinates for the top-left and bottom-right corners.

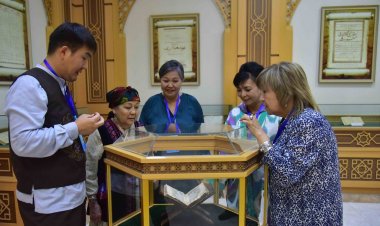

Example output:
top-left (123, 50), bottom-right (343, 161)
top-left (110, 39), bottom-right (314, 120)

top-left (76, 112), bottom-right (104, 136)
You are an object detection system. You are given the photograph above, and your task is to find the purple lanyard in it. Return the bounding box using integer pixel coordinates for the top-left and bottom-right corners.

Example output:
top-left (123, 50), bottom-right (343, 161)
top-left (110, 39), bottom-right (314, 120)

top-left (164, 95), bottom-right (180, 124)
top-left (273, 110), bottom-right (293, 144)
top-left (43, 59), bottom-right (86, 151)
top-left (246, 103), bottom-right (265, 119)
top-left (43, 59), bottom-right (77, 117)
top-left (164, 95), bottom-right (180, 133)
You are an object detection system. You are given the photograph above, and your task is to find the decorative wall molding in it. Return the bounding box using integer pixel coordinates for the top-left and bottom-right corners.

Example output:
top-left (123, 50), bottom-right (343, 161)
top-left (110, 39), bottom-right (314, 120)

top-left (0, 153), bottom-right (12, 177)
top-left (286, 0), bottom-right (301, 24)
top-left (214, 0), bottom-right (231, 28)
top-left (335, 130), bottom-right (380, 148)
top-left (118, 0), bottom-right (136, 32)
top-left (86, 0), bottom-right (107, 103)
top-left (247, 0), bottom-right (271, 66)
top-left (43, 0), bottom-right (53, 26)
top-left (340, 158), bottom-right (380, 181)
top-left (0, 191), bottom-right (16, 223)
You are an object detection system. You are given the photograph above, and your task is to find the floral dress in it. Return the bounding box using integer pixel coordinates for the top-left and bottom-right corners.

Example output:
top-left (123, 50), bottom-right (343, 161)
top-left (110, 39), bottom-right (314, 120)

top-left (225, 103), bottom-right (281, 218)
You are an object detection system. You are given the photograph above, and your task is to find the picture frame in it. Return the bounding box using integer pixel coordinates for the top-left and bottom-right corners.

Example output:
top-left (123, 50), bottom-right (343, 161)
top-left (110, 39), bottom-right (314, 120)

top-left (0, 0), bottom-right (29, 84)
top-left (150, 13), bottom-right (199, 86)
top-left (319, 5), bottom-right (378, 83)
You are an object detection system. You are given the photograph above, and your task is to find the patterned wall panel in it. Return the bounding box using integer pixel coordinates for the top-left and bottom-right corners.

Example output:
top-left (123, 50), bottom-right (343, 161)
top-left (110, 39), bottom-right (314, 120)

top-left (339, 158), bottom-right (379, 182)
top-left (247, 0), bottom-right (271, 67)
top-left (335, 129), bottom-right (380, 147)
top-left (0, 191), bottom-right (16, 223)
top-left (85, 0), bottom-right (107, 103)
top-left (0, 153), bottom-right (12, 177)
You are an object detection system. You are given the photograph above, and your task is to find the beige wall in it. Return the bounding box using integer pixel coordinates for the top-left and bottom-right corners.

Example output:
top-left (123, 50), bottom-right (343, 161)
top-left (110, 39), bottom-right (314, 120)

top-left (292, 0), bottom-right (380, 114)
top-left (1, 0), bottom-right (379, 115)
top-left (125, 0), bottom-right (224, 105)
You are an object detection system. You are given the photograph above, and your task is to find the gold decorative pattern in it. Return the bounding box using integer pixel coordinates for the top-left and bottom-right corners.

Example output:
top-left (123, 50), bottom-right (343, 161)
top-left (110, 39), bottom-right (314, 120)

top-left (286, 0), bottom-right (301, 24)
top-left (86, 0), bottom-right (107, 103)
top-left (339, 158), bottom-right (380, 181)
top-left (335, 130), bottom-right (380, 147)
top-left (107, 152), bottom-right (260, 174)
top-left (0, 153), bottom-right (12, 177)
top-left (0, 191), bottom-right (16, 223)
top-left (339, 159), bottom-right (349, 179)
top-left (118, 0), bottom-right (136, 32)
top-left (214, 0), bottom-right (231, 28)
top-left (247, 0), bottom-right (271, 67)
top-left (352, 159), bottom-right (373, 180)
top-left (43, 0), bottom-right (53, 26)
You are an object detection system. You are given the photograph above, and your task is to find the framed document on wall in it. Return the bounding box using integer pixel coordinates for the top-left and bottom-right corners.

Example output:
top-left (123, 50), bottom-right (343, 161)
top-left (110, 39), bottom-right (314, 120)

top-left (0, 0), bottom-right (29, 84)
top-left (150, 14), bottom-right (199, 86)
top-left (319, 6), bottom-right (378, 83)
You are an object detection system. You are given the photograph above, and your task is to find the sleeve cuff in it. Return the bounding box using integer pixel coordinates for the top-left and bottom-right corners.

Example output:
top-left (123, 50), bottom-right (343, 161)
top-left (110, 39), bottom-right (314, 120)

top-left (64, 122), bottom-right (79, 140)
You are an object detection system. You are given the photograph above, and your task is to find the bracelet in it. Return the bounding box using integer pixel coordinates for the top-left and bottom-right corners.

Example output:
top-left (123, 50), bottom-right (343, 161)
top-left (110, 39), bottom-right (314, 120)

top-left (259, 140), bottom-right (273, 154)
top-left (87, 194), bottom-right (97, 200)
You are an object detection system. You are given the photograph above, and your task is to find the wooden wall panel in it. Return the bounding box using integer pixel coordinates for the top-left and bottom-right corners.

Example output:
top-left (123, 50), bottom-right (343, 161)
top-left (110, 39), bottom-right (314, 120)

top-left (85, 0), bottom-right (107, 103)
top-left (247, 0), bottom-right (271, 67)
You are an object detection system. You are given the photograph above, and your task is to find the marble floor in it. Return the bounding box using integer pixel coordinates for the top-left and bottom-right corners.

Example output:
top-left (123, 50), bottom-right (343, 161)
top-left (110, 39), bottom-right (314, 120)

top-left (342, 193), bottom-right (380, 226)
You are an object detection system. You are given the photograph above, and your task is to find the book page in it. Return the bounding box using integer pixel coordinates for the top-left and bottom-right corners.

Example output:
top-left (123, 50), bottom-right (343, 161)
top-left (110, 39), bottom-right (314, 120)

top-left (186, 182), bottom-right (208, 206)
top-left (163, 182), bottom-right (210, 207)
top-left (163, 184), bottom-right (186, 204)
top-left (341, 117), bottom-right (364, 126)
top-left (0, 131), bottom-right (9, 145)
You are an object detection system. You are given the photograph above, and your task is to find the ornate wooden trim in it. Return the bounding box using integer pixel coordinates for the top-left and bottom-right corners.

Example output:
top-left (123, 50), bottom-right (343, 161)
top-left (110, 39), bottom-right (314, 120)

top-left (107, 152), bottom-right (261, 174)
top-left (247, 0), bottom-right (271, 66)
top-left (43, 0), bottom-right (53, 26)
top-left (0, 153), bottom-right (12, 177)
top-left (335, 129), bottom-right (380, 148)
top-left (340, 158), bottom-right (380, 181)
top-left (214, 0), bottom-right (231, 28)
top-left (286, 0), bottom-right (301, 24)
top-left (85, 0), bottom-right (107, 103)
top-left (0, 191), bottom-right (16, 223)
top-left (118, 0), bottom-right (136, 32)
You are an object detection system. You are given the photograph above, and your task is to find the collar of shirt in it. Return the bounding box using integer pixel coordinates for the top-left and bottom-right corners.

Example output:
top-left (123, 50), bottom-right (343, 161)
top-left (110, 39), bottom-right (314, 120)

top-left (36, 64), bottom-right (66, 95)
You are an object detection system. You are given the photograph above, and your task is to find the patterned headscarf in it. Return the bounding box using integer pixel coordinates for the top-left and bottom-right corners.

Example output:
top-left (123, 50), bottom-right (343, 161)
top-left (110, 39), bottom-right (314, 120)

top-left (106, 86), bottom-right (140, 108)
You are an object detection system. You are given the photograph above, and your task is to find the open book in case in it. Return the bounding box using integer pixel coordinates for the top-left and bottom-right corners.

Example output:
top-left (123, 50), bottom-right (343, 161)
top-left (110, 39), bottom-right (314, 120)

top-left (163, 182), bottom-right (214, 208)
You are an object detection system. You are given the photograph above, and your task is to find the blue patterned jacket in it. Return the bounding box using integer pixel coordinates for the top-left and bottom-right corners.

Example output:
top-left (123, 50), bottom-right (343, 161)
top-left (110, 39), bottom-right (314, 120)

top-left (264, 108), bottom-right (343, 226)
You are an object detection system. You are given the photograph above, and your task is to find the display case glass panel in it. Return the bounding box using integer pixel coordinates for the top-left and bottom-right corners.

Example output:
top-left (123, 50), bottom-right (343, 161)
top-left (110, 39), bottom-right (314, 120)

top-left (105, 123), bottom-right (265, 226)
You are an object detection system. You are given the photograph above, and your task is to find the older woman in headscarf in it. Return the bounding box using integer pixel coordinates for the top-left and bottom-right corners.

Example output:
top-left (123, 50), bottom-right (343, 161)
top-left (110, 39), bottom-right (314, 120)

top-left (85, 86), bottom-right (141, 225)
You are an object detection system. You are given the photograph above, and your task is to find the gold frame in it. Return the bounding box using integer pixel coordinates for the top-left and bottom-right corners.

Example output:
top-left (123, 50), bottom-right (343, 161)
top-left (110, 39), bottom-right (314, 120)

top-left (319, 5), bottom-right (378, 83)
top-left (150, 13), bottom-right (200, 86)
top-left (0, 0), bottom-right (29, 84)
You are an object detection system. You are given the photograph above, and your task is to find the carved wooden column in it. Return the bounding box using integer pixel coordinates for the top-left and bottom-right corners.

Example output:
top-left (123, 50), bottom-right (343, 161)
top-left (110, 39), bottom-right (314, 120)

top-left (247, 0), bottom-right (272, 67)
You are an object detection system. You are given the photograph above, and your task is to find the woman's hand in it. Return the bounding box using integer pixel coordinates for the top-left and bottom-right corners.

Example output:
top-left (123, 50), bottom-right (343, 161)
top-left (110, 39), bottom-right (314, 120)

top-left (240, 114), bottom-right (270, 144)
top-left (89, 199), bottom-right (102, 224)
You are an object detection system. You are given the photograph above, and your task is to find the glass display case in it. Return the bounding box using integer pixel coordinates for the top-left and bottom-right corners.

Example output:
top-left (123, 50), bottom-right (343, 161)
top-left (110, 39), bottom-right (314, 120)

top-left (104, 123), bottom-right (267, 226)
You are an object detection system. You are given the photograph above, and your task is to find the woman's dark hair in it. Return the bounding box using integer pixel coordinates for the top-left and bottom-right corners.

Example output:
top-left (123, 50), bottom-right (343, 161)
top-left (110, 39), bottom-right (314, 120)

top-left (158, 60), bottom-right (184, 81)
top-left (233, 61), bottom-right (264, 88)
top-left (47, 22), bottom-right (97, 55)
